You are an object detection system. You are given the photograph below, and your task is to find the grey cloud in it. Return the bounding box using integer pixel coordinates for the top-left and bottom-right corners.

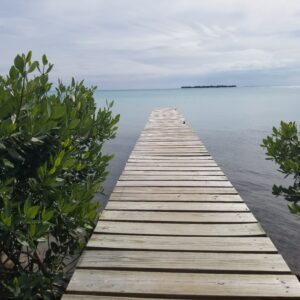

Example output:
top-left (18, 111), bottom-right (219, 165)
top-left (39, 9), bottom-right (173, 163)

top-left (1, 0), bottom-right (300, 88)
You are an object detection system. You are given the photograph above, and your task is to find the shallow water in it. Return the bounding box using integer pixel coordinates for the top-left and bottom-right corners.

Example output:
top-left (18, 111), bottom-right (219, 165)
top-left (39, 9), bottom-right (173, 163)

top-left (95, 86), bottom-right (300, 275)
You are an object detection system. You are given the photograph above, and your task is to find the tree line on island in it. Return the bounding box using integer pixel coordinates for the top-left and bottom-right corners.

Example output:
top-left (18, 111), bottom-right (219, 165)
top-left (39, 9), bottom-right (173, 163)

top-left (181, 85), bottom-right (237, 88)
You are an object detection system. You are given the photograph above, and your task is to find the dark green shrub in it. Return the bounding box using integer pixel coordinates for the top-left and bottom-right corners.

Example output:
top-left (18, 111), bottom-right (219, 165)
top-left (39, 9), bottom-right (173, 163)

top-left (261, 121), bottom-right (300, 215)
top-left (0, 52), bottom-right (119, 299)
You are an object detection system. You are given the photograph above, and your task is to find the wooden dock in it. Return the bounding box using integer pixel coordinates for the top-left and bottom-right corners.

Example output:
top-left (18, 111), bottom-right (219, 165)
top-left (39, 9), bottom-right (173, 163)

top-left (64, 108), bottom-right (300, 299)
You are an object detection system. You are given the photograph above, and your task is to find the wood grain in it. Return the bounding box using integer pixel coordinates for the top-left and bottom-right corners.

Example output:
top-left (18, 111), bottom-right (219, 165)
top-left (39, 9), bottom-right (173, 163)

top-left (100, 211), bottom-right (256, 223)
top-left (86, 234), bottom-right (277, 253)
top-left (77, 250), bottom-right (290, 273)
top-left (109, 193), bottom-right (243, 202)
top-left (66, 270), bottom-right (300, 298)
top-left (113, 186), bottom-right (238, 194)
top-left (105, 201), bottom-right (249, 212)
top-left (95, 221), bottom-right (265, 236)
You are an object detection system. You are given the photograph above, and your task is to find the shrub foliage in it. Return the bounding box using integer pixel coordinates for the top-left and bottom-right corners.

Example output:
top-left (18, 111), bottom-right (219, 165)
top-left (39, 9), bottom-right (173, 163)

top-left (261, 121), bottom-right (300, 215)
top-left (0, 52), bottom-right (119, 298)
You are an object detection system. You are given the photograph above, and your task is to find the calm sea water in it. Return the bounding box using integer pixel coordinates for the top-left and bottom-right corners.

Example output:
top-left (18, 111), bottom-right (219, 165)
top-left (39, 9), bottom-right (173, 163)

top-left (94, 86), bottom-right (300, 275)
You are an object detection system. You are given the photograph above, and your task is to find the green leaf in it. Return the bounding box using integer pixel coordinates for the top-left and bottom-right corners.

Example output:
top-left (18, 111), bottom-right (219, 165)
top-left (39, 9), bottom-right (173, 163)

top-left (63, 158), bottom-right (77, 168)
top-left (1, 214), bottom-right (12, 226)
top-left (54, 150), bottom-right (65, 168)
top-left (14, 54), bottom-right (24, 72)
top-left (42, 209), bottom-right (53, 222)
top-left (26, 50), bottom-right (32, 62)
top-left (3, 159), bottom-right (14, 168)
top-left (28, 61), bottom-right (38, 73)
top-left (51, 105), bottom-right (66, 119)
top-left (69, 118), bottom-right (80, 129)
top-left (47, 101), bottom-right (51, 117)
top-left (16, 237), bottom-right (30, 247)
top-left (42, 54), bottom-right (48, 65)
top-left (29, 223), bottom-right (36, 237)
top-left (40, 74), bottom-right (48, 85)
top-left (31, 137), bottom-right (43, 144)
top-left (288, 202), bottom-right (300, 214)
top-left (8, 148), bottom-right (24, 161)
top-left (36, 223), bottom-right (51, 237)
top-left (9, 66), bottom-right (18, 79)
top-left (61, 203), bottom-right (76, 214)
top-left (46, 63), bottom-right (54, 73)
top-left (25, 205), bottom-right (40, 219)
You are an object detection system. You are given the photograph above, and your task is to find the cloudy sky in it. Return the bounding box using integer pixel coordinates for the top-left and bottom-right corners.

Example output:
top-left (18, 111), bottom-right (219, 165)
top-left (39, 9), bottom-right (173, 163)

top-left (1, 0), bottom-right (300, 89)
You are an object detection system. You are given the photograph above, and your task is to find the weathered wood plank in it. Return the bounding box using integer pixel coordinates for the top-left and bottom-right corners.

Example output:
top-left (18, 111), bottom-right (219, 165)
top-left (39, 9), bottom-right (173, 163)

top-left (135, 144), bottom-right (205, 147)
top-left (132, 148), bottom-right (208, 153)
top-left (130, 152), bottom-right (210, 156)
top-left (122, 170), bottom-right (224, 175)
top-left (126, 162), bottom-right (218, 167)
top-left (86, 234), bottom-right (277, 253)
top-left (100, 211), bottom-right (256, 223)
top-left (113, 186), bottom-right (238, 194)
top-left (126, 159), bottom-right (218, 167)
top-left (138, 139), bottom-right (200, 142)
top-left (105, 201), bottom-right (249, 212)
top-left (124, 166), bottom-right (222, 171)
top-left (140, 134), bottom-right (199, 137)
top-left (128, 156), bottom-right (213, 160)
top-left (63, 296), bottom-right (167, 300)
top-left (128, 159), bottom-right (214, 163)
top-left (77, 250), bottom-right (289, 273)
top-left (136, 141), bottom-right (203, 145)
top-left (116, 180), bottom-right (232, 187)
top-left (109, 193), bottom-right (243, 202)
top-left (119, 175), bottom-right (228, 181)
top-left (95, 221), bottom-right (265, 236)
top-left (128, 155), bottom-right (215, 164)
top-left (66, 270), bottom-right (300, 298)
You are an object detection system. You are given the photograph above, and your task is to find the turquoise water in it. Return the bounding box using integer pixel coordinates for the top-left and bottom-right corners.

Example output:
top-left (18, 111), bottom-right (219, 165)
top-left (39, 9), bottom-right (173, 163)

top-left (95, 86), bottom-right (300, 275)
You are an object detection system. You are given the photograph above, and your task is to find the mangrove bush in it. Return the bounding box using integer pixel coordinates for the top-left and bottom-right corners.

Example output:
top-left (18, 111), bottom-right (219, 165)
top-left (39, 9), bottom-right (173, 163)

top-left (0, 52), bottom-right (119, 299)
top-left (261, 121), bottom-right (300, 215)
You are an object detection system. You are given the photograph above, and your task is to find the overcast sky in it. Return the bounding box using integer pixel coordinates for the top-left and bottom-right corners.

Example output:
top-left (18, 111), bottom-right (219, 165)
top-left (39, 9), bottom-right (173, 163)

top-left (1, 0), bottom-right (300, 89)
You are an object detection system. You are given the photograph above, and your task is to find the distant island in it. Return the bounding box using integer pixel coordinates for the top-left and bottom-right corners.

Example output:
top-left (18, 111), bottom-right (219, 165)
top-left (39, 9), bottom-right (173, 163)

top-left (181, 85), bottom-right (237, 89)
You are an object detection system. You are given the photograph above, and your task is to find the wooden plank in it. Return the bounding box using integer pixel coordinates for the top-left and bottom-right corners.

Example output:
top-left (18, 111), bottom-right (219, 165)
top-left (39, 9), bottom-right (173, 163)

top-left (100, 211), bottom-right (256, 223)
top-left (113, 186), bottom-right (238, 194)
top-left (134, 147), bottom-right (207, 150)
top-left (95, 221), bottom-right (265, 236)
top-left (129, 156), bottom-right (211, 160)
top-left (124, 166), bottom-right (221, 171)
top-left (66, 270), bottom-right (300, 298)
top-left (138, 138), bottom-right (201, 141)
top-left (86, 234), bottom-right (277, 253)
top-left (122, 170), bottom-right (224, 176)
top-left (140, 133), bottom-right (199, 136)
top-left (128, 158), bottom-right (214, 163)
top-left (136, 141), bottom-right (203, 145)
top-left (126, 162), bottom-right (217, 167)
top-left (63, 296), bottom-right (166, 300)
top-left (139, 137), bottom-right (200, 140)
top-left (119, 175), bottom-right (228, 181)
top-left (132, 148), bottom-right (208, 153)
top-left (116, 181), bottom-right (232, 187)
top-left (135, 142), bottom-right (204, 145)
top-left (143, 128), bottom-right (192, 130)
top-left (77, 250), bottom-right (289, 273)
top-left (105, 201), bottom-right (249, 212)
top-left (128, 155), bottom-right (212, 160)
top-left (109, 193), bottom-right (243, 202)
top-left (130, 152), bottom-right (210, 156)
